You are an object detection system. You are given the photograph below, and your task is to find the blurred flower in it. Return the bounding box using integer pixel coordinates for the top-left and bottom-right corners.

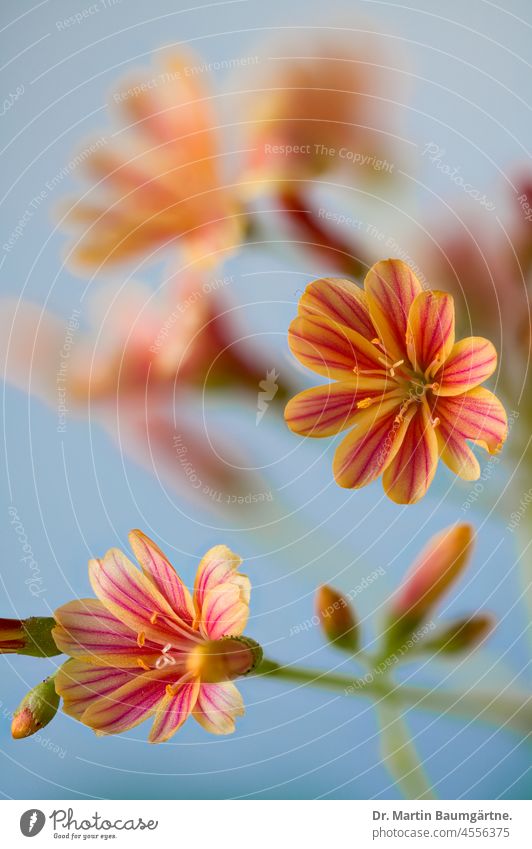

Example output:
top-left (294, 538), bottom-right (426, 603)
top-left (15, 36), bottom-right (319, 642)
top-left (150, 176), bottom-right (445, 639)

top-left (11, 676), bottom-right (60, 739)
top-left (0, 271), bottom-right (284, 509)
top-left (0, 617), bottom-right (60, 657)
top-left (59, 50), bottom-right (244, 273)
top-left (233, 32), bottom-right (399, 186)
top-left (53, 530), bottom-right (260, 741)
top-left (285, 260), bottom-right (508, 503)
top-left (420, 177), bottom-right (532, 403)
top-left (315, 585), bottom-right (359, 652)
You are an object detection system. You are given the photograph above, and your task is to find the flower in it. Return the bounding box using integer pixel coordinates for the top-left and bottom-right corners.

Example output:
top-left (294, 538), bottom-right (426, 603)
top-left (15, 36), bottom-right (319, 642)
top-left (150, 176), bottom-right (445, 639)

top-left (0, 273), bottom-right (279, 510)
top-left (285, 259), bottom-right (508, 503)
top-left (53, 531), bottom-right (261, 742)
top-left (232, 32), bottom-right (399, 186)
top-left (59, 50), bottom-right (243, 272)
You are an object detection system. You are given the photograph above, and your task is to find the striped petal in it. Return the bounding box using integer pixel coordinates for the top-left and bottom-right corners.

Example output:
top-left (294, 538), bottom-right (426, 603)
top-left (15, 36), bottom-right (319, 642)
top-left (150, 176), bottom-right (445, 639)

top-left (193, 681), bottom-right (244, 735)
top-left (194, 546), bottom-right (250, 640)
top-left (364, 259), bottom-right (423, 362)
top-left (149, 680), bottom-right (200, 743)
top-left (284, 376), bottom-right (390, 437)
top-left (407, 290), bottom-right (455, 374)
top-left (128, 530), bottom-right (195, 625)
top-left (55, 660), bottom-right (137, 720)
top-left (53, 599), bottom-right (160, 668)
top-left (332, 393), bottom-right (410, 489)
top-left (89, 550), bottom-right (196, 649)
top-left (288, 314), bottom-right (385, 380)
top-left (298, 277), bottom-right (375, 340)
top-left (434, 388), bottom-right (508, 480)
top-left (383, 404), bottom-right (439, 504)
top-left (433, 337), bottom-right (497, 396)
top-left (200, 584), bottom-right (250, 641)
top-left (81, 669), bottom-right (170, 735)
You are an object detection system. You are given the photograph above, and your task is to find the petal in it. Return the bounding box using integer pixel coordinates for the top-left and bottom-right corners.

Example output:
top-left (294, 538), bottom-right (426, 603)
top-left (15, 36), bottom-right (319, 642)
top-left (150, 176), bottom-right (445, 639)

top-left (332, 393), bottom-right (410, 489)
top-left (128, 530), bottom-right (195, 625)
top-left (391, 524), bottom-right (474, 619)
top-left (53, 599), bottom-right (160, 668)
top-left (406, 290), bottom-right (455, 374)
top-left (434, 388), bottom-right (508, 480)
top-left (194, 545), bottom-right (250, 639)
top-left (81, 669), bottom-right (171, 735)
top-left (433, 337), bottom-right (497, 396)
top-left (298, 277), bottom-right (375, 340)
top-left (200, 584), bottom-right (250, 640)
top-left (284, 376), bottom-right (390, 437)
top-left (364, 259), bottom-right (423, 361)
top-left (55, 660), bottom-right (138, 720)
top-left (89, 550), bottom-right (196, 650)
top-left (288, 314), bottom-right (385, 380)
top-left (193, 681), bottom-right (244, 735)
top-left (148, 680), bottom-right (200, 743)
top-left (383, 404), bottom-right (439, 504)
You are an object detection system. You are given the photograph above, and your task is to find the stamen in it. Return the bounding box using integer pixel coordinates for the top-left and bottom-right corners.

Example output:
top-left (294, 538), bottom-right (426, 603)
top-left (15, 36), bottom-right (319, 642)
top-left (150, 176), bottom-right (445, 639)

top-left (431, 417), bottom-right (440, 427)
top-left (137, 631), bottom-right (145, 647)
top-left (357, 397), bottom-right (374, 409)
top-left (137, 658), bottom-right (151, 671)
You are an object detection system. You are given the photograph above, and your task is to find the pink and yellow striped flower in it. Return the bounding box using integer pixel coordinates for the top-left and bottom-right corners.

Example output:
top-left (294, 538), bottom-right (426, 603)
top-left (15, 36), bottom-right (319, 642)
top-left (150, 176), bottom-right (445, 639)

top-left (53, 531), bottom-right (259, 742)
top-left (285, 259), bottom-right (508, 503)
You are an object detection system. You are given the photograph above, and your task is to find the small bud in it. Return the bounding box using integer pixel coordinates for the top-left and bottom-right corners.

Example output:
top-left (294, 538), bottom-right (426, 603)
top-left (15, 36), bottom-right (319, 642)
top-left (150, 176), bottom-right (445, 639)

top-left (186, 637), bottom-right (263, 683)
top-left (421, 614), bottom-right (494, 655)
top-left (11, 676), bottom-right (60, 739)
top-left (0, 617), bottom-right (60, 657)
top-left (316, 586), bottom-right (359, 652)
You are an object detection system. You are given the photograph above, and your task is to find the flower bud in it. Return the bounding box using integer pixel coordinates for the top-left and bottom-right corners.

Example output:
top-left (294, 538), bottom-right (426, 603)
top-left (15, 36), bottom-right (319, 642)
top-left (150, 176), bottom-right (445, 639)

top-left (384, 524), bottom-right (474, 653)
top-left (11, 676), bottom-right (60, 739)
top-left (0, 617), bottom-right (60, 657)
top-left (421, 614), bottom-right (494, 655)
top-left (315, 586), bottom-right (359, 652)
top-left (186, 637), bottom-right (263, 683)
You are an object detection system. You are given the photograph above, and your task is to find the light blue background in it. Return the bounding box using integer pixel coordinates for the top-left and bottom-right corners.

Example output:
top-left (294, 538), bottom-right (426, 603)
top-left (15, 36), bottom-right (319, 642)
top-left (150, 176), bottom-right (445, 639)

top-left (0, 0), bottom-right (531, 799)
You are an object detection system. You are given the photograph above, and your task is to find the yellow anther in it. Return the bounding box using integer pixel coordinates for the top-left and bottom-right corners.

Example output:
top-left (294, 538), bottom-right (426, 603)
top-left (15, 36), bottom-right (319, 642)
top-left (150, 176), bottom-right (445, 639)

top-left (357, 397), bottom-right (374, 409)
top-left (137, 658), bottom-right (150, 671)
top-left (137, 631), bottom-right (146, 647)
top-left (150, 612), bottom-right (158, 625)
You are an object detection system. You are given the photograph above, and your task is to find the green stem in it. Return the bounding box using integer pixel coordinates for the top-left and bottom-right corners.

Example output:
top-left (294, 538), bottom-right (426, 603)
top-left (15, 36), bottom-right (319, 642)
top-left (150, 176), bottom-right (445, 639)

top-left (256, 659), bottom-right (532, 737)
top-left (375, 696), bottom-right (436, 800)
